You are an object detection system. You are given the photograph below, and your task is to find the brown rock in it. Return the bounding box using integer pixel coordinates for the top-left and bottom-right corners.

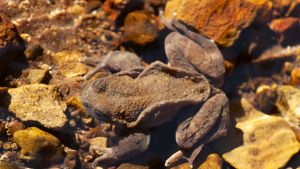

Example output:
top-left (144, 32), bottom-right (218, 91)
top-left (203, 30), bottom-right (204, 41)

top-left (291, 67), bottom-right (300, 86)
top-left (124, 10), bottom-right (159, 45)
top-left (13, 127), bottom-right (65, 167)
top-left (8, 84), bottom-right (67, 129)
top-left (0, 14), bottom-right (25, 72)
top-left (117, 163), bottom-right (148, 169)
top-left (164, 0), bottom-right (261, 46)
top-left (27, 68), bottom-right (49, 84)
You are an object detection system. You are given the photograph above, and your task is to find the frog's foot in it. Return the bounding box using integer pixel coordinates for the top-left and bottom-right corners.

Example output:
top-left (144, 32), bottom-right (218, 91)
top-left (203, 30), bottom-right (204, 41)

top-left (83, 62), bottom-right (107, 80)
top-left (91, 133), bottom-right (150, 167)
top-left (91, 146), bottom-right (117, 168)
top-left (79, 56), bottom-right (102, 66)
top-left (165, 144), bottom-right (203, 168)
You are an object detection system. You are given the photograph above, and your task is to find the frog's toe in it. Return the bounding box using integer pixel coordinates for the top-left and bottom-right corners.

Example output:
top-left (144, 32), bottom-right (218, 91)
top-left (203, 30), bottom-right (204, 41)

top-left (90, 146), bottom-right (116, 167)
top-left (165, 150), bottom-right (185, 167)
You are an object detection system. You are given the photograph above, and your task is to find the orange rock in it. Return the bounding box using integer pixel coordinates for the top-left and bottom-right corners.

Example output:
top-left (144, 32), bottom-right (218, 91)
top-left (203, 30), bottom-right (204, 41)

top-left (199, 154), bottom-right (223, 169)
top-left (124, 10), bottom-right (159, 45)
top-left (269, 17), bottom-right (299, 33)
top-left (0, 14), bottom-right (25, 72)
top-left (164, 0), bottom-right (261, 47)
top-left (291, 67), bottom-right (300, 86)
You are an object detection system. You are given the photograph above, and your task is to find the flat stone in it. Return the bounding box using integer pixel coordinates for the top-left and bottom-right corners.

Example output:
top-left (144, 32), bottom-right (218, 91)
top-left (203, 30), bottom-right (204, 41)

top-left (223, 98), bottom-right (300, 169)
top-left (164, 0), bottom-right (261, 46)
top-left (8, 84), bottom-right (67, 129)
top-left (13, 127), bottom-right (64, 166)
top-left (276, 85), bottom-right (300, 127)
top-left (52, 50), bottom-right (91, 78)
top-left (27, 69), bottom-right (49, 84)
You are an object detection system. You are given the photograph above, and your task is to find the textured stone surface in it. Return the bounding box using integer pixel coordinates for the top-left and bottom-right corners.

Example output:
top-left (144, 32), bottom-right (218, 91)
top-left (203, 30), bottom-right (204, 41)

top-left (164, 0), bottom-right (260, 46)
top-left (53, 50), bottom-right (91, 78)
top-left (124, 10), bottom-right (159, 45)
top-left (223, 98), bottom-right (300, 169)
top-left (13, 127), bottom-right (64, 165)
top-left (276, 85), bottom-right (300, 127)
top-left (8, 84), bottom-right (67, 129)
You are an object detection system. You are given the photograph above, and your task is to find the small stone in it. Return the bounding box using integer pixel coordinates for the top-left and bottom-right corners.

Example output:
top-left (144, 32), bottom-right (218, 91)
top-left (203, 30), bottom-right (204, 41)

top-left (0, 162), bottom-right (20, 169)
top-left (27, 69), bottom-right (49, 84)
top-left (52, 50), bottom-right (91, 78)
top-left (13, 127), bottom-right (64, 165)
top-left (0, 14), bottom-right (25, 72)
top-left (199, 154), bottom-right (223, 169)
top-left (223, 98), bottom-right (300, 169)
top-left (8, 84), bottom-right (67, 129)
top-left (3, 142), bottom-right (13, 150)
top-left (276, 85), bottom-right (300, 127)
top-left (6, 120), bottom-right (25, 136)
top-left (164, 0), bottom-right (260, 46)
top-left (89, 137), bottom-right (108, 149)
top-left (124, 10), bottom-right (159, 45)
top-left (291, 67), bottom-right (300, 86)
top-left (64, 147), bottom-right (78, 169)
top-left (24, 44), bottom-right (43, 60)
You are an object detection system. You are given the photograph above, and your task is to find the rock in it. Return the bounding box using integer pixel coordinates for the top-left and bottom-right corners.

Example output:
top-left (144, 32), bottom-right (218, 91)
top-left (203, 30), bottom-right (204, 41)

top-left (27, 69), bottom-right (49, 84)
top-left (291, 67), bottom-right (300, 86)
top-left (7, 84), bottom-right (67, 129)
top-left (170, 153), bottom-right (222, 169)
top-left (0, 14), bottom-right (25, 72)
top-left (199, 154), bottom-right (223, 169)
top-left (64, 147), bottom-right (78, 169)
top-left (24, 44), bottom-right (43, 60)
top-left (117, 163), bottom-right (148, 169)
top-left (276, 85), bottom-right (300, 127)
top-left (223, 98), bottom-right (300, 169)
top-left (13, 127), bottom-right (64, 167)
top-left (52, 50), bottom-right (91, 78)
top-left (0, 162), bottom-right (20, 169)
top-left (89, 137), bottom-right (108, 149)
top-left (124, 10), bottom-right (159, 45)
top-left (164, 0), bottom-right (260, 46)
top-left (6, 120), bottom-right (25, 136)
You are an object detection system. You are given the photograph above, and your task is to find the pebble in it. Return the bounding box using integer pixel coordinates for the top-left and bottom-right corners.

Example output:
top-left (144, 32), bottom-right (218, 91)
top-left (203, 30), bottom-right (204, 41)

top-left (223, 98), bottom-right (300, 169)
top-left (13, 127), bottom-right (65, 166)
top-left (124, 10), bottom-right (159, 45)
top-left (8, 84), bottom-right (67, 129)
top-left (27, 68), bottom-right (49, 84)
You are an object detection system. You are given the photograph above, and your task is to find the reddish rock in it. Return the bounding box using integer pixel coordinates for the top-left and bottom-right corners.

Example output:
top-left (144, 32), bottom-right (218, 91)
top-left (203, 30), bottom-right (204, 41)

top-left (0, 14), bottom-right (25, 72)
top-left (124, 10), bottom-right (159, 45)
top-left (164, 0), bottom-right (261, 47)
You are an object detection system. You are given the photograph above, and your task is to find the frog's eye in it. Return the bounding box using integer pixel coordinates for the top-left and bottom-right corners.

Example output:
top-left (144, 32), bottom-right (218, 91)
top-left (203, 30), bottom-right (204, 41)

top-left (92, 78), bottom-right (107, 93)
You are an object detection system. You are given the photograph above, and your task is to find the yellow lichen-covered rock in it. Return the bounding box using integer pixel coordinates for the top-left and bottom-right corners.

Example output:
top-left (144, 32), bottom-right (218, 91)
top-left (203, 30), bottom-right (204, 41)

top-left (170, 154), bottom-right (222, 169)
top-left (13, 127), bottom-right (64, 164)
top-left (164, 0), bottom-right (262, 46)
top-left (223, 99), bottom-right (300, 169)
top-left (199, 154), bottom-right (223, 169)
top-left (8, 84), bottom-right (67, 129)
top-left (276, 85), bottom-right (300, 127)
top-left (52, 50), bottom-right (91, 78)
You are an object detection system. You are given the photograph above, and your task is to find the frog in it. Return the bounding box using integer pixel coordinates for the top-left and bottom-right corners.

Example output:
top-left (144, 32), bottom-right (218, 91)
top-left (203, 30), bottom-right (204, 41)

top-left (81, 14), bottom-right (229, 168)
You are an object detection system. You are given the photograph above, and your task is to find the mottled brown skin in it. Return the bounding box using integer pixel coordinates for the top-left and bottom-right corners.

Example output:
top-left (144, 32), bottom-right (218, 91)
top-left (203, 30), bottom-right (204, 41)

top-left (81, 16), bottom-right (229, 168)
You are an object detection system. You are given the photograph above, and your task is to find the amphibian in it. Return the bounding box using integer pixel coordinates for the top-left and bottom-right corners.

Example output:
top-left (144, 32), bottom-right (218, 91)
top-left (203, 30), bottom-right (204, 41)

top-left (81, 15), bottom-right (229, 168)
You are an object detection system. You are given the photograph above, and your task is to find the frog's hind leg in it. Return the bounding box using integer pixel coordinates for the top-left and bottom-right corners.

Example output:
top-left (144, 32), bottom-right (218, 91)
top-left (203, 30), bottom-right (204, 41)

top-left (168, 93), bottom-right (229, 167)
top-left (91, 132), bottom-right (150, 167)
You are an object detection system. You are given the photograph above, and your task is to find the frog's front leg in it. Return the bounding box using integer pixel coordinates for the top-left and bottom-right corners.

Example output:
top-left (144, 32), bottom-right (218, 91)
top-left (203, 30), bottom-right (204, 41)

top-left (91, 132), bottom-right (150, 168)
top-left (165, 93), bottom-right (229, 167)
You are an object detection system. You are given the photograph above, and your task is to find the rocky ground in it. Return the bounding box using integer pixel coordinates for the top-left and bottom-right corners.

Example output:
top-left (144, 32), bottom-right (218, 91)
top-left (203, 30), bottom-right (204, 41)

top-left (0, 0), bottom-right (300, 169)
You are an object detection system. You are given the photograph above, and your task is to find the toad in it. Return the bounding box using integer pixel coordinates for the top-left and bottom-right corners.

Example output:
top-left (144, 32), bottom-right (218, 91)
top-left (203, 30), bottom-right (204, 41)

top-left (81, 15), bottom-right (229, 168)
